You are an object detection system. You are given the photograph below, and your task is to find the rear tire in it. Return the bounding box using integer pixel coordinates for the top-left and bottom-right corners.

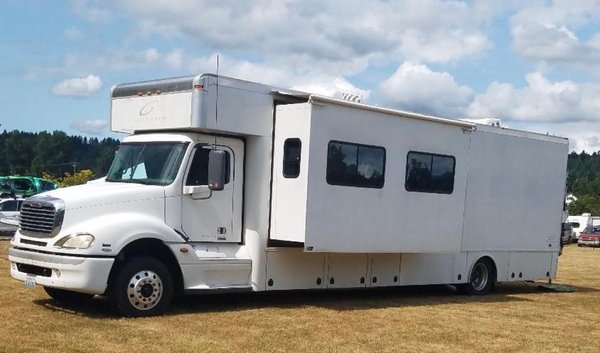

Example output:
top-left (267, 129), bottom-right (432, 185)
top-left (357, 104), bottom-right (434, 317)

top-left (44, 287), bottom-right (94, 303)
top-left (463, 258), bottom-right (495, 295)
top-left (108, 256), bottom-right (173, 317)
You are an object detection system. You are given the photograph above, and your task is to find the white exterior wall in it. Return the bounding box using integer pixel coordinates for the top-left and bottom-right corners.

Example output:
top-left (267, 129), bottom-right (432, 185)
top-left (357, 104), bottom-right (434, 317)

top-left (244, 135), bottom-right (275, 290)
top-left (270, 104), bottom-right (312, 242)
top-left (111, 91), bottom-right (193, 132)
top-left (266, 99), bottom-right (566, 288)
top-left (111, 75), bottom-right (276, 137)
top-left (271, 102), bottom-right (471, 253)
top-left (462, 127), bottom-right (568, 252)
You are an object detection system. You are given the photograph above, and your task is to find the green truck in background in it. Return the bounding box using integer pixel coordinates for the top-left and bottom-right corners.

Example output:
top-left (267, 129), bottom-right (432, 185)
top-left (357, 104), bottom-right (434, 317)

top-left (0, 176), bottom-right (59, 198)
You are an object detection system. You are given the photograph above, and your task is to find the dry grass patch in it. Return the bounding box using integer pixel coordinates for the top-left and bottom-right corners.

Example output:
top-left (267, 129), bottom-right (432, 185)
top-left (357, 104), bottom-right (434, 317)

top-left (1, 241), bottom-right (599, 353)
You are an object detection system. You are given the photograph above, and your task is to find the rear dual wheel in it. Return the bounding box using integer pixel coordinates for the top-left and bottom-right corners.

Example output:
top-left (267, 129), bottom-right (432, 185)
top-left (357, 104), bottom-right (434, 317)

top-left (461, 258), bottom-right (495, 295)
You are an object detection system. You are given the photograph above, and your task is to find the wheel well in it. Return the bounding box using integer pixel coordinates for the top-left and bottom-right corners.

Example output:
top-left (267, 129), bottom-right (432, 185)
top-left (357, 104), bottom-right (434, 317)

top-left (475, 256), bottom-right (497, 282)
top-left (107, 238), bottom-right (184, 296)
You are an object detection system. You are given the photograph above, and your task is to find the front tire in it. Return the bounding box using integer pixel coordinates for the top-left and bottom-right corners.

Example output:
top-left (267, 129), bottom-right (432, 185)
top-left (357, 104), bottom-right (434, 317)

top-left (463, 258), bottom-right (495, 295)
top-left (108, 256), bottom-right (173, 317)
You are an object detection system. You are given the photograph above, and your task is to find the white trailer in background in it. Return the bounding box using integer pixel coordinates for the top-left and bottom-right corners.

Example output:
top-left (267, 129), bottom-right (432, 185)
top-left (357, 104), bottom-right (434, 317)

top-left (567, 214), bottom-right (594, 239)
top-left (9, 74), bottom-right (569, 316)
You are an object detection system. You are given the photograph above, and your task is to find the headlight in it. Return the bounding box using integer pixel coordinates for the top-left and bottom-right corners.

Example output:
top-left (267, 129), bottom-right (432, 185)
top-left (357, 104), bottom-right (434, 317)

top-left (54, 233), bottom-right (95, 249)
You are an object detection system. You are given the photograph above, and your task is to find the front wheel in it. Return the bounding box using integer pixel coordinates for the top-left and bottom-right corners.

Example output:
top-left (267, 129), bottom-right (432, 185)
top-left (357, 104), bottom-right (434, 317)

top-left (462, 258), bottom-right (495, 295)
top-left (108, 256), bottom-right (173, 317)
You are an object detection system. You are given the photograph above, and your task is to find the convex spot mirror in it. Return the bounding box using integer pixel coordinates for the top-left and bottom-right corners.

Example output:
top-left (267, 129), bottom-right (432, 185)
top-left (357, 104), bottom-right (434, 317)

top-left (208, 149), bottom-right (227, 191)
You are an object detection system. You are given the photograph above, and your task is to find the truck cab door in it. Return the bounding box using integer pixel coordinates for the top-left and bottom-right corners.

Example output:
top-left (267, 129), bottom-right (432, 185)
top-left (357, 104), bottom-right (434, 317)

top-left (181, 137), bottom-right (244, 242)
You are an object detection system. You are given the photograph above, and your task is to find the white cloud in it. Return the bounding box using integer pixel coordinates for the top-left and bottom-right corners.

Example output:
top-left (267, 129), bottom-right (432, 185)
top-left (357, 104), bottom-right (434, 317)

top-left (143, 48), bottom-right (160, 63)
top-left (467, 72), bottom-right (600, 123)
top-left (165, 49), bottom-right (184, 69)
top-left (379, 62), bottom-right (473, 117)
top-left (377, 63), bottom-right (600, 142)
top-left (508, 120), bottom-right (600, 153)
top-left (70, 119), bottom-right (108, 135)
top-left (400, 29), bottom-right (491, 63)
top-left (512, 23), bottom-right (600, 65)
top-left (52, 75), bottom-right (103, 96)
top-left (100, 0), bottom-right (493, 65)
top-left (510, 1), bottom-right (600, 66)
top-left (26, 48), bottom-right (178, 79)
top-left (187, 53), bottom-right (371, 101)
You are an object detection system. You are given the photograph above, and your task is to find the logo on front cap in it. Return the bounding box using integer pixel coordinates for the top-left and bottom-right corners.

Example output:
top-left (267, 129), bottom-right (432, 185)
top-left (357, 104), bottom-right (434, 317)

top-left (139, 101), bottom-right (159, 116)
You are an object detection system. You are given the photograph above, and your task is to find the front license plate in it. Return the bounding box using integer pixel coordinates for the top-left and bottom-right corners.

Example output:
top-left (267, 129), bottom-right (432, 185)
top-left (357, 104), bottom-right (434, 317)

top-left (25, 276), bottom-right (37, 289)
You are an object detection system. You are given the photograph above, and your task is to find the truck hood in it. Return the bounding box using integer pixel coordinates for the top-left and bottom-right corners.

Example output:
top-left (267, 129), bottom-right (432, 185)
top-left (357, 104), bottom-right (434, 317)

top-left (34, 181), bottom-right (165, 210)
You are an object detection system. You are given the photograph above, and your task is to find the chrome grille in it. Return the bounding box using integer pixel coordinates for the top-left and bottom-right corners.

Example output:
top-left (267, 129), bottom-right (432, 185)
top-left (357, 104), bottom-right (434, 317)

top-left (19, 197), bottom-right (65, 238)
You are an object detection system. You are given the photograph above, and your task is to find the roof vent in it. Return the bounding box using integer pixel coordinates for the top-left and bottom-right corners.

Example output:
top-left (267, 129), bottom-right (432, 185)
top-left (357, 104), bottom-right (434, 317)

top-left (334, 91), bottom-right (363, 103)
top-left (460, 118), bottom-right (503, 127)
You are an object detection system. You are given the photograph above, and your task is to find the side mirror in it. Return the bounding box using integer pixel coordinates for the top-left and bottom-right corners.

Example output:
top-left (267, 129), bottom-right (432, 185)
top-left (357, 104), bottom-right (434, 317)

top-left (208, 149), bottom-right (227, 191)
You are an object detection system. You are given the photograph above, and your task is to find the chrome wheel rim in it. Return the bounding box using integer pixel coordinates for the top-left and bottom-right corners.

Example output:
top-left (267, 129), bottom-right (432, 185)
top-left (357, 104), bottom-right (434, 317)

top-left (126, 270), bottom-right (163, 311)
top-left (471, 263), bottom-right (489, 291)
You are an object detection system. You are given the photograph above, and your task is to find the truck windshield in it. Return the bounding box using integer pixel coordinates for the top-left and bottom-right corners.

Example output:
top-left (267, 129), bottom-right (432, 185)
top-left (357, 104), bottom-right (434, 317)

top-left (106, 142), bottom-right (188, 185)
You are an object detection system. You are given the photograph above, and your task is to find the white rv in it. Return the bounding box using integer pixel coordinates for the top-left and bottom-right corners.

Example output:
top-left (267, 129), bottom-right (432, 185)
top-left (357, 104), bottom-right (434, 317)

top-left (9, 74), bottom-right (569, 316)
top-left (567, 214), bottom-right (594, 239)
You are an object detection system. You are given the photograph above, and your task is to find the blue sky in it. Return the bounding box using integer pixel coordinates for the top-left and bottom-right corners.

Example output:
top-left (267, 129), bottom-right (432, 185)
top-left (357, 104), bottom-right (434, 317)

top-left (2, 0), bottom-right (600, 151)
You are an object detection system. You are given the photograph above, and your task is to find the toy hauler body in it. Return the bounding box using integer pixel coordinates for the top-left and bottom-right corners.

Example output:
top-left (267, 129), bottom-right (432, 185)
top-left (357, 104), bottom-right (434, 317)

top-left (9, 74), bottom-right (569, 316)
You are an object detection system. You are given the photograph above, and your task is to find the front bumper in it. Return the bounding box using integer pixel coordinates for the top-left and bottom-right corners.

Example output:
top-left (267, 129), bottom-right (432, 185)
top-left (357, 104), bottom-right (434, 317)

top-left (8, 247), bottom-right (114, 295)
top-left (578, 239), bottom-right (600, 247)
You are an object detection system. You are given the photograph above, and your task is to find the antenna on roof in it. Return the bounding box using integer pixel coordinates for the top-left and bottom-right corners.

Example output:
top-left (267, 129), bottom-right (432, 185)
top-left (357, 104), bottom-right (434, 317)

top-left (214, 54), bottom-right (219, 149)
top-left (207, 54), bottom-right (227, 192)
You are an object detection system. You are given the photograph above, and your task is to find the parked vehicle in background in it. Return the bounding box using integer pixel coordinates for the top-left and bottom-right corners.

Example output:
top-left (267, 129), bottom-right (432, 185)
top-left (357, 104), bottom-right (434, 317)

top-left (0, 176), bottom-right (58, 198)
top-left (566, 214), bottom-right (593, 240)
top-left (561, 222), bottom-right (575, 244)
top-left (578, 226), bottom-right (600, 247)
top-left (0, 198), bottom-right (24, 234)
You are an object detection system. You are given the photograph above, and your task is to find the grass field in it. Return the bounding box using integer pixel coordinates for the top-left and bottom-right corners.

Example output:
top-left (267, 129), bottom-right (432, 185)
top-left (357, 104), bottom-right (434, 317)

top-left (1, 240), bottom-right (599, 353)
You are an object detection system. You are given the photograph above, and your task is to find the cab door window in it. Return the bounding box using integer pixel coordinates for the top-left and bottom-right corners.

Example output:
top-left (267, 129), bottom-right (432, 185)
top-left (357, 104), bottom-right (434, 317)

top-left (186, 146), bottom-right (231, 186)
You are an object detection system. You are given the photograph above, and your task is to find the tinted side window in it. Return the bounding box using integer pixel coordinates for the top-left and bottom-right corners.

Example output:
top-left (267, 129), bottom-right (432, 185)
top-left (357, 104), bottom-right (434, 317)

top-left (40, 180), bottom-right (57, 191)
top-left (186, 147), bottom-right (231, 186)
top-left (13, 179), bottom-right (33, 193)
top-left (326, 141), bottom-right (385, 188)
top-left (405, 151), bottom-right (455, 194)
top-left (283, 138), bottom-right (301, 178)
top-left (1, 201), bottom-right (17, 212)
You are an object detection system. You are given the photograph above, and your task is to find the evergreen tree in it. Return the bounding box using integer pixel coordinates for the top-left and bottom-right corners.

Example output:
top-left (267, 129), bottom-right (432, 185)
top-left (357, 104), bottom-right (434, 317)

top-left (0, 130), bottom-right (119, 178)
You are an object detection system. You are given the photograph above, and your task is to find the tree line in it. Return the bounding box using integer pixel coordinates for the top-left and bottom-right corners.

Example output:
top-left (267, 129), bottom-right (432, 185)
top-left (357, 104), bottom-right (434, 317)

top-left (1, 130), bottom-right (600, 214)
top-left (566, 151), bottom-right (600, 215)
top-left (0, 130), bottom-right (119, 178)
